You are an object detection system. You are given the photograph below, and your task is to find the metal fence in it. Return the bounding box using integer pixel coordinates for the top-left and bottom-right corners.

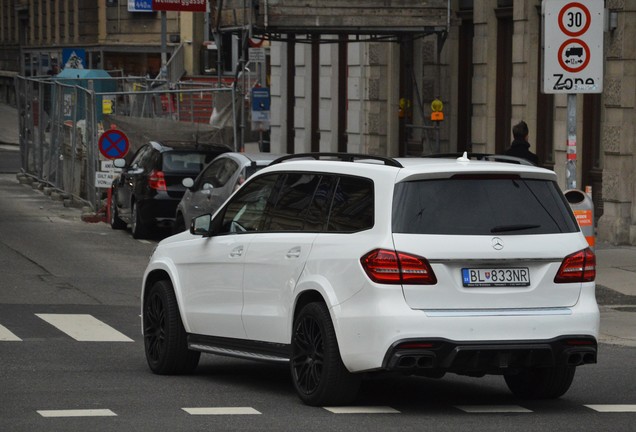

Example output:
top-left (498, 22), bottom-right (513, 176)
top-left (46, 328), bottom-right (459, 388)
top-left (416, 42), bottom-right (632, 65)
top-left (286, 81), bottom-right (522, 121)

top-left (15, 74), bottom-right (237, 212)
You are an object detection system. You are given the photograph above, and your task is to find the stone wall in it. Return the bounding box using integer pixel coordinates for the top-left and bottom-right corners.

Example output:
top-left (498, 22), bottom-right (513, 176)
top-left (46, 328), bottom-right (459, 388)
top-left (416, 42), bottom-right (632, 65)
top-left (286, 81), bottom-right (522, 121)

top-left (597, 1), bottom-right (636, 244)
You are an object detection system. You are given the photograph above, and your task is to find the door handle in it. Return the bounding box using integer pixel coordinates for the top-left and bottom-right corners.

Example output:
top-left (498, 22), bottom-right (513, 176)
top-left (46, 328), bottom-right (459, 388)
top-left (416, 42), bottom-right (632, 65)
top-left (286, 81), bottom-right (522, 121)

top-left (286, 247), bottom-right (301, 259)
top-left (229, 246), bottom-right (244, 258)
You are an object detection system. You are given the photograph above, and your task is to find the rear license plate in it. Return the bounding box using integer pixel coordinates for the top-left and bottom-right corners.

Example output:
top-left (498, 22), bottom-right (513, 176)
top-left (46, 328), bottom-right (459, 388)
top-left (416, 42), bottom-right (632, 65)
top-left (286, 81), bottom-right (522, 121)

top-left (461, 268), bottom-right (530, 287)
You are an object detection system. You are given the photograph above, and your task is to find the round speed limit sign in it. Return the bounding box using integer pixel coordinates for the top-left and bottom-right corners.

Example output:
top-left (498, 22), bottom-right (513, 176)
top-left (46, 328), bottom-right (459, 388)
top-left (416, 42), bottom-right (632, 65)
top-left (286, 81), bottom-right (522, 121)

top-left (558, 2), bottom-right (591, 37)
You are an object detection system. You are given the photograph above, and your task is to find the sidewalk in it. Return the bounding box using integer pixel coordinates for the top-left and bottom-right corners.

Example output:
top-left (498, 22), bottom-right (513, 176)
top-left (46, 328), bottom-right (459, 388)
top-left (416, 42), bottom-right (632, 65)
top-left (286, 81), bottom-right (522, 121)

top-left (0, 102), bottom-right (635, 347)
top-left (595, 242), bottom-right (636, 347)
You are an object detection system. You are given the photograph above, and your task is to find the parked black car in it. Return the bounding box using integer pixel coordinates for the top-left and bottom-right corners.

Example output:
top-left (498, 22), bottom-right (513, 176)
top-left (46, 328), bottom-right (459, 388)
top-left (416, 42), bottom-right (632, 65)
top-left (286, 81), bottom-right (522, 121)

top-left (109, 140), bottom-right (229, 238)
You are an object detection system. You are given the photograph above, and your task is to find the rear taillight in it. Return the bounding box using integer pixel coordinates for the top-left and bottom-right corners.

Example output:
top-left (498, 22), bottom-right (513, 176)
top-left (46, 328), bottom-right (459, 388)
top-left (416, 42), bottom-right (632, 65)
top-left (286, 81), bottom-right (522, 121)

top-left (360, 249), bottom-right (437, 285)
top-left (554, 247), bottom-right (596, 283)
top-left (148, 170), bottom-right (167, 191)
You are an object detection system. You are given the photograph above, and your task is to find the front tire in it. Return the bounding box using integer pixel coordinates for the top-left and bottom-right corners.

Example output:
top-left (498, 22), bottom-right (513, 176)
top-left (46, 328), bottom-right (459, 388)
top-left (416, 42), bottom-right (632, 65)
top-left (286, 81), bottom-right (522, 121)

top-left (143, 279), bottom-right (200, 374)
top-left (131, 201), bottom-right (149, 239)
top-left (109, 194), bottom-right (126, 230)
top-left (504, 365), bottom-right (575, 399)
top-left (291, 302), bottom-right (361, 406)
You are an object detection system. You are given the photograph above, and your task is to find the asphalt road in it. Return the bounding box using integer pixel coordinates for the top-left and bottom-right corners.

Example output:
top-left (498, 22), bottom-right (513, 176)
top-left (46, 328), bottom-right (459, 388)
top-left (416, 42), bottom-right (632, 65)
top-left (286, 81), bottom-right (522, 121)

top-left (1, 168), bottom-right (636, 432)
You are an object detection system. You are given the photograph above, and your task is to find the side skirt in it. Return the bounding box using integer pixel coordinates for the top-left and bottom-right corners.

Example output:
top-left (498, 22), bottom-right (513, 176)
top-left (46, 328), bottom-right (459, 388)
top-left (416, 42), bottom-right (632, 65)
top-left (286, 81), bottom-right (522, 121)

top-left (188, 334), bottom-right (291, 363)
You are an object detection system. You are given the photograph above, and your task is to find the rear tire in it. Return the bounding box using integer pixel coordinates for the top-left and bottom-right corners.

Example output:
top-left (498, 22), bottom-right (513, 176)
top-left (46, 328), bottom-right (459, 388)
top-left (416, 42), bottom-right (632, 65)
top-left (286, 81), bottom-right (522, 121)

top-left (143, 279), bottom-right (200, 374)
top-left (504, 365), bottom-right (575, 399)
top-left (290, 302), bottom-right (361, 406)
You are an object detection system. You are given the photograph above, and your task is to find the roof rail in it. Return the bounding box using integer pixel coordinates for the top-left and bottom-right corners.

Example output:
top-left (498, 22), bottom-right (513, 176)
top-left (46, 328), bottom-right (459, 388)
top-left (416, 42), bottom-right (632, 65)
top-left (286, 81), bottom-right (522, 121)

top-left (270, 152), bottom-right (403, 168)
top-left (423, 152), bottom-right (536, 166)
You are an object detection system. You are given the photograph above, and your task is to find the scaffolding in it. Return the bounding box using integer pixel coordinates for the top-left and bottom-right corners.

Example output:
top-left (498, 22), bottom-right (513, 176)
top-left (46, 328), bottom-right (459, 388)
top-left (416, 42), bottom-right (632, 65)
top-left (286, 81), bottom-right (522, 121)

top-left (210, 0), bottom-right (452, 154)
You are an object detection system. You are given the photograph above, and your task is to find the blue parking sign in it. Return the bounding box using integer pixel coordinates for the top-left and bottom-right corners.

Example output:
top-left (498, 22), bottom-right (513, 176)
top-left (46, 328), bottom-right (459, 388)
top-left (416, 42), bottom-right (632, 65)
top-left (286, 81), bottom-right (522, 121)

top-left (251, 88), bottom-right (270, 111)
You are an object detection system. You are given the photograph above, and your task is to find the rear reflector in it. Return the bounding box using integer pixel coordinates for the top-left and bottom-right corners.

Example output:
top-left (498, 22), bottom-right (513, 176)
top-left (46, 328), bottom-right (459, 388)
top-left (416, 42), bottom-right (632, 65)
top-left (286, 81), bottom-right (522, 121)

top-left (564, 338), bottom-right (596, 346)
top-left (397, 342), bottom-right (436, 349)
top-left (554, 247), bottom-right (596, 283)
top-left (360, 249), bottom-right (437, 285)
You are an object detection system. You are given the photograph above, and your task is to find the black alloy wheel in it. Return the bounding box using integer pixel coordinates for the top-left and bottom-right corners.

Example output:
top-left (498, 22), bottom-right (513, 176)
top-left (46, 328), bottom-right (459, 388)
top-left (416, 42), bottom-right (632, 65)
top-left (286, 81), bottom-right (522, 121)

top-left (143, 279), bottom-right (200, 374)
top-left (291, 302), bottom-right (360, 406)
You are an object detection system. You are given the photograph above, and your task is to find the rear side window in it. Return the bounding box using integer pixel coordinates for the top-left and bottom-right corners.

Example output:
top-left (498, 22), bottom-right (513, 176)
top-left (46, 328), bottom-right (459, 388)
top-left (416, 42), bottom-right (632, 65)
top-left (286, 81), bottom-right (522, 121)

top-left (257, 173), bottom-right (374, 233)
top-left (392, 177), bottom-right (578, 235)
top-left (327, 176), bottom-right (374, 232)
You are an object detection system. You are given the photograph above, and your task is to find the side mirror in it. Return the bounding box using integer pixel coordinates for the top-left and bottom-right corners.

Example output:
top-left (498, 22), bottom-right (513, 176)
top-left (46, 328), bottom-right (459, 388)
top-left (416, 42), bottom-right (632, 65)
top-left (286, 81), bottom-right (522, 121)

top-left (190, 214), bottom-right (213, 236)
top-left (113, 158), bottom-right (126, 169)
top-left (182, 177), bottom-right (194, 189)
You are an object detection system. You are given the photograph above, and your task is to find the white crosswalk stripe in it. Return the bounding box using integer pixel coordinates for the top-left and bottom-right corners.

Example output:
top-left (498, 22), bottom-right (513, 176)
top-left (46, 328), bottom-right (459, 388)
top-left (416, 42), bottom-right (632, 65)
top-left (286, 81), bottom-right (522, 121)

top-left (182, 407), bottom-right (261, 415)
top-left (35, 313), bottom-right (133, 342)
top-left (37, 409), bottom-right (117, 418)
top-left (0, 323), bottom-right (22, 341)
top-left (455, 405), bottom-right (532, 413)
top-left (585, 405), bottom-right (636, 412)
top-left (323, 406), bottom-right (400, 414)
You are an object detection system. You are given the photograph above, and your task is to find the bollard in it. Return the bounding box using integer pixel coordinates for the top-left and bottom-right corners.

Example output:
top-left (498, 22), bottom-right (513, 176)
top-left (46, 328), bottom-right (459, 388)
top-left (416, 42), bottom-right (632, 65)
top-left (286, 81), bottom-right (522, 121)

top-left (564, 189), bottom-right (595, 249)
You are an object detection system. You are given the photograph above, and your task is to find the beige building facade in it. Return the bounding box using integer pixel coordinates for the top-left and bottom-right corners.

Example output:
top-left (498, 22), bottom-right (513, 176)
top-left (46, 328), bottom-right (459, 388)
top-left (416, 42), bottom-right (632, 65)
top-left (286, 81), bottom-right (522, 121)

top-left (0, 0), bottom-right (205, 85)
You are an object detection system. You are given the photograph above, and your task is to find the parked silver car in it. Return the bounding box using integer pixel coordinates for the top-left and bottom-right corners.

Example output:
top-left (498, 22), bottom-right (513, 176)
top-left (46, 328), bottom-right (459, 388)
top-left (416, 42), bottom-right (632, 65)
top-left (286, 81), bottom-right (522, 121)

top-left (173, 152), bottom-right (283, 233)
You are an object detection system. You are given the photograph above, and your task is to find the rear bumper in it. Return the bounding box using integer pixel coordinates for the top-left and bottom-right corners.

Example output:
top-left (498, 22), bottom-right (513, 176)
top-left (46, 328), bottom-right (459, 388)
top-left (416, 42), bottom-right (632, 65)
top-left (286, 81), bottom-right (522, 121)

top-left (331, 283), bottom-right (599, 373)
top-left (382, 335), bottom-right (597, 375)
top-left (138, 194), bottom-right (181, 224)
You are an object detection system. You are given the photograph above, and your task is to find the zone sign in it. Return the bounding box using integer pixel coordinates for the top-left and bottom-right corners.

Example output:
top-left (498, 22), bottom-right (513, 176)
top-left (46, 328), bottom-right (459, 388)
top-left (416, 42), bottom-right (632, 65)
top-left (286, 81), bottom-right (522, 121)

top-left (543, 0), bottom-right (603, 94)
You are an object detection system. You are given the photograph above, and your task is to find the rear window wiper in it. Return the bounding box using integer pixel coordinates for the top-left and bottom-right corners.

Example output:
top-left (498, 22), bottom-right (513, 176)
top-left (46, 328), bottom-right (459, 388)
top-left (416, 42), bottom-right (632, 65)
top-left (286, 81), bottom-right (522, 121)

top-left (490, 224), bottom-right (541, 233)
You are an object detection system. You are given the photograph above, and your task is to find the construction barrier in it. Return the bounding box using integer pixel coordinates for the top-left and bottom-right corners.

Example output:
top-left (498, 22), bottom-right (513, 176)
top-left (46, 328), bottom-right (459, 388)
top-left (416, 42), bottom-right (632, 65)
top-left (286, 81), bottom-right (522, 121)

top-left (565, 189), bottom-right (595, 249)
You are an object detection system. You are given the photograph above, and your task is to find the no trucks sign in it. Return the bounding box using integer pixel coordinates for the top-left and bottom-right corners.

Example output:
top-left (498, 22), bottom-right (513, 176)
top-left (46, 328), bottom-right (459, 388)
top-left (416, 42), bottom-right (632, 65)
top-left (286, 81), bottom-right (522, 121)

top-left (543, 1), bottom-right (603, 94)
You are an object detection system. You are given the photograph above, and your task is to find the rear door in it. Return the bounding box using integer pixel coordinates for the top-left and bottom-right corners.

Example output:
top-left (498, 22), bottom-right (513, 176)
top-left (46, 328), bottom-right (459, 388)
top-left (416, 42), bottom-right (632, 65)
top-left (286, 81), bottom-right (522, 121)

top-left (391, 174), bottom-right (584, 310)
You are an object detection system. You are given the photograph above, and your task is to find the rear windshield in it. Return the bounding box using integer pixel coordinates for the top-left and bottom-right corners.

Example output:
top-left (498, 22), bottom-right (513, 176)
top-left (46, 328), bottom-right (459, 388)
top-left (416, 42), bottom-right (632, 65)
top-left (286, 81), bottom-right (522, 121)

top-left (162, 152), bottom-right (216, 174)
top-left (392, 177), bottom-right (579, 235)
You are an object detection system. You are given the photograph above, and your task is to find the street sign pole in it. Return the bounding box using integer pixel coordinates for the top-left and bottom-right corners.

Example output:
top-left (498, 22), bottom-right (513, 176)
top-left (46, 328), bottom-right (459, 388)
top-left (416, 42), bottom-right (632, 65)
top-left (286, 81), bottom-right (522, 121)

top-left (161, 11), bottom-right (167, 79)
top-left (543, 0), bottom-right (603, 190)
top-left (567, 94), bottom-right (577, 189)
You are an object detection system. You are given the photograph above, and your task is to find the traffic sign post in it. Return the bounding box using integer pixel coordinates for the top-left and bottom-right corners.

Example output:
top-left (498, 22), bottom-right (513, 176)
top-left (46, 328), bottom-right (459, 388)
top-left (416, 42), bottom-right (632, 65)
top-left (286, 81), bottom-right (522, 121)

top-left (543, 0), bottom-right (604, 190)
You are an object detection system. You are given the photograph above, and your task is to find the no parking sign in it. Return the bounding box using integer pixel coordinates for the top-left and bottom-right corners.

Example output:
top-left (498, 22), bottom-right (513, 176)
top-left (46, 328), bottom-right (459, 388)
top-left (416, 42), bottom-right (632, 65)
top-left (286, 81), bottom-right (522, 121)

top-left (98, 129), bottom-right (130, 160)
top-left (543, 1), bottom-right (603, 93)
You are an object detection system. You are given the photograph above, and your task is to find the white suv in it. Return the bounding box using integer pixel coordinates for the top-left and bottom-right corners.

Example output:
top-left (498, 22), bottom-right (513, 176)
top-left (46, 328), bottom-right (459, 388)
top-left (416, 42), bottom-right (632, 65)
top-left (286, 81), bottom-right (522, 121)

top-left (141, 153), bottom-right (599, 406)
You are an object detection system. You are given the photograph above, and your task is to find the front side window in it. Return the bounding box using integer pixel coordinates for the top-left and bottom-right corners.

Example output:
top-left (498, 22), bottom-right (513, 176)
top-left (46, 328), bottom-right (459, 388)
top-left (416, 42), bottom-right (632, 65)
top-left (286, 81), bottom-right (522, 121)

top-left (130, 145), bottom-right (149, 168)
top-left (220, 174), bottom-right (278, 233)
top-left (392, 176), bottom-right (578, 235)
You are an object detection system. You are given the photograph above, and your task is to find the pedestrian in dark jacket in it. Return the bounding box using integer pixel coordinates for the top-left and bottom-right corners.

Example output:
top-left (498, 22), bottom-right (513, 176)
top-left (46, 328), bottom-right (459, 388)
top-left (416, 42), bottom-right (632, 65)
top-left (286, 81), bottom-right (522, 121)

top-left (505, 120), bottom-right (539, 165)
